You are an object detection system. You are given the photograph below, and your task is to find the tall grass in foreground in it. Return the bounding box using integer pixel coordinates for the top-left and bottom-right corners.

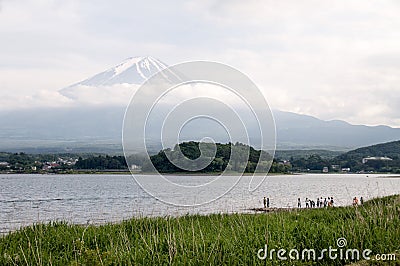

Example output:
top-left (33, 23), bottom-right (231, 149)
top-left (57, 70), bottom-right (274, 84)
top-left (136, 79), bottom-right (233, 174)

top-left (1, 196), bottom-right (399, 265)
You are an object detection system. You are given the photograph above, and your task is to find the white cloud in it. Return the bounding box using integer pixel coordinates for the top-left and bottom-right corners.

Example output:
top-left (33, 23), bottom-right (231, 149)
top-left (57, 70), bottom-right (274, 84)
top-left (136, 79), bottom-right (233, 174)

top-left (60, 84), bottom-right (138, 106)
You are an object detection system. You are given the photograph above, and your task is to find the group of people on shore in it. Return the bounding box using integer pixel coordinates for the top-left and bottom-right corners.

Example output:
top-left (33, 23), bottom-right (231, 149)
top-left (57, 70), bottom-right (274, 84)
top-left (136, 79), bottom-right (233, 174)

top-left (298, 197), bottom-right (334, 208)
top-left (262, 196), bottom-right (365, 209)
top-left (352, 196), bottom-right (364, 206)
top-left (263, 196), bottom-right (334, 209)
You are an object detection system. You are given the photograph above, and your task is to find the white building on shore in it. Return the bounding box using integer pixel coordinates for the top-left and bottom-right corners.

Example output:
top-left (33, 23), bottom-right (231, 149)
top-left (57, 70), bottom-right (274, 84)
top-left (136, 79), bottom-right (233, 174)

top-left (362, 156), bottom-right (393, 164)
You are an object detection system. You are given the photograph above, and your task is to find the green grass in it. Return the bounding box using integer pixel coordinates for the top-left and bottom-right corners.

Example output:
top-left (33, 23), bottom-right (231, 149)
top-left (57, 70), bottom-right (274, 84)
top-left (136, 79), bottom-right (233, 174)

top-left (1, 196), bottom-right (400, 265)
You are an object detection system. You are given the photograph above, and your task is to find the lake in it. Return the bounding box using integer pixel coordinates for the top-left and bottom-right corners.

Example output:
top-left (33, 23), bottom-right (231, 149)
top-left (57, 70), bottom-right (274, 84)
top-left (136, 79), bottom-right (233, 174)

top-left (1, 173), bottom-right (399, 234)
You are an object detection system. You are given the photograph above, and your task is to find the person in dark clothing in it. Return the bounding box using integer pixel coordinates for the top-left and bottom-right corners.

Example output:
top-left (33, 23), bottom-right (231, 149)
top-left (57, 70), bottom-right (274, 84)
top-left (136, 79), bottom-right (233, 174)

top-left (360, 197), bottom-right (364, 205)
top-left (263, 197), bottom-right (267, 208)
top-left (297, 198), bottom-right (301, 208)
top-left (266, 197), bottom-right (270, 208)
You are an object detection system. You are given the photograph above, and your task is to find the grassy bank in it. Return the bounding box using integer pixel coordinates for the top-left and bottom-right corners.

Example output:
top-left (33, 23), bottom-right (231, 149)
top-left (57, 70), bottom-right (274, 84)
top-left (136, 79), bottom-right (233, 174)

top-left (1, 196), bottom-right (399, 265)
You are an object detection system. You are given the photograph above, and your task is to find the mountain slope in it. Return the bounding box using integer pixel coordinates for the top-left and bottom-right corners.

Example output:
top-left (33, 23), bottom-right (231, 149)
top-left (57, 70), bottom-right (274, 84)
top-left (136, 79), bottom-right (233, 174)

top-left (336, 140), bottom-right (400, 161)
top-left (273, 110), bottom-right (400, 150)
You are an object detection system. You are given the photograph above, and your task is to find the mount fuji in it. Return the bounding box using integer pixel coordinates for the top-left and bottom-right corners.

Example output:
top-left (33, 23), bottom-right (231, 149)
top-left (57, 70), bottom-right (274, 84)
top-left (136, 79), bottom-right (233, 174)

top-left (0, 56), bottom-right (398, 153)
top-left (59, 56), bottom-right (168, 102)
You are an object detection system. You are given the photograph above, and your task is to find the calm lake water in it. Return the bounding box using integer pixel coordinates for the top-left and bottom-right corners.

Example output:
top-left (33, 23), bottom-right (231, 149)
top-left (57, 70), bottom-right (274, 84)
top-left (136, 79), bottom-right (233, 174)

top-left (1, 173), bottom-right (400, 234)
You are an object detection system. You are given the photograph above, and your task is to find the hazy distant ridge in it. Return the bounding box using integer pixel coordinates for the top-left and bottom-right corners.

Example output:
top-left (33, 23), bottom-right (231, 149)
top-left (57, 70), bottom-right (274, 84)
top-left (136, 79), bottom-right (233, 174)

top-left (0, 107), bottom-right (399, 153)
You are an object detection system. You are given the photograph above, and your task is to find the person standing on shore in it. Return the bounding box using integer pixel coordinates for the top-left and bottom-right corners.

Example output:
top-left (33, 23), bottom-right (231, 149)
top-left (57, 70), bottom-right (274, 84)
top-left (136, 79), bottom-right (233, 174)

top-left (305, 198), bottom-right (309, 208)
top-left (317, 198), bottom-right (320, 208)
top-left (266, 197), bottom-right (270, 208)
top-left (360, 197), bottom-right (364, 205)
top-left (353, 197), bottom-right (359, 206)
top-left (297, 198), bottom-right (301, 208)
top-left (324, 198), bottom-right (327, 207)
top-left (263, 197), bottom-right (267, 209)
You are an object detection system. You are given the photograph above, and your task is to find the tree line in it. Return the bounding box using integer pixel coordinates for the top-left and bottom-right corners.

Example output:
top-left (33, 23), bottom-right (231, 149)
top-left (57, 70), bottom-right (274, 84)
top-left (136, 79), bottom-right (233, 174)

top-left (2, 140), bottom-right (400, 173)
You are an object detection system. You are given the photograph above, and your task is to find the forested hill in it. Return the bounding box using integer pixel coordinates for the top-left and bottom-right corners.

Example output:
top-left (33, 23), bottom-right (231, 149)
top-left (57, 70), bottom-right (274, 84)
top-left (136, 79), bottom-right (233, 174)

top-left (142, 141), bottom-right (288, 173)
top-left (335, 140), bottom-right (400, 161)
top-left (327, 140), bottom-right (400, 172)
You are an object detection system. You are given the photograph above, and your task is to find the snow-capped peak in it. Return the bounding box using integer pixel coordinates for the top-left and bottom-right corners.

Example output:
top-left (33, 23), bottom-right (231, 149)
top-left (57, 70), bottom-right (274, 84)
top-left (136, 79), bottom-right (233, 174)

top-left (62, 56), bottom-right (168, 89)
top-left (113, 57), bottom-right (144, 76)
top-left (59, 56), bottom-right (168, 99)
top-left (113, 56), bottom-right (167, 79)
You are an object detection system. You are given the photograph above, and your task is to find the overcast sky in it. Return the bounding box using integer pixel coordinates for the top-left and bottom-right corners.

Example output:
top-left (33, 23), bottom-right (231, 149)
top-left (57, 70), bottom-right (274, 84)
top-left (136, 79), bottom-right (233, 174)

top-left (1, 0), bottom-right (400, 127)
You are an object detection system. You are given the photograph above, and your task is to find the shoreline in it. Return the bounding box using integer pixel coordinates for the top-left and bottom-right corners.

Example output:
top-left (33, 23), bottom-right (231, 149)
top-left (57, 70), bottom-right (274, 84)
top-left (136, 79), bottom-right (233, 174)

top-left (0, 196), bottom-right (390, 236)
top-left (1, 170), bottom-right (398, 176)
top-left (1, 195), bottom-right (399, 264)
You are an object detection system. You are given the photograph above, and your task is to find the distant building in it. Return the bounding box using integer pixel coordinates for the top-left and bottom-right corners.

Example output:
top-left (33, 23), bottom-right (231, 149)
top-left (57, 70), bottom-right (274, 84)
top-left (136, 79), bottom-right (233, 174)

top-left (278, 160), bottom-right (291, 166)
top-left (331, 165), bottom-right (340, 170)
top-left (362, 157), bottom-right (393, 164)
top-left (57, 157), bottom-right (78, 166)
top-left (42, 165), bottom-right (52, 171)
top-left (131, 164), bottom-right (141, 170)
top-left (322, 167), bottom-right (329, 173)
